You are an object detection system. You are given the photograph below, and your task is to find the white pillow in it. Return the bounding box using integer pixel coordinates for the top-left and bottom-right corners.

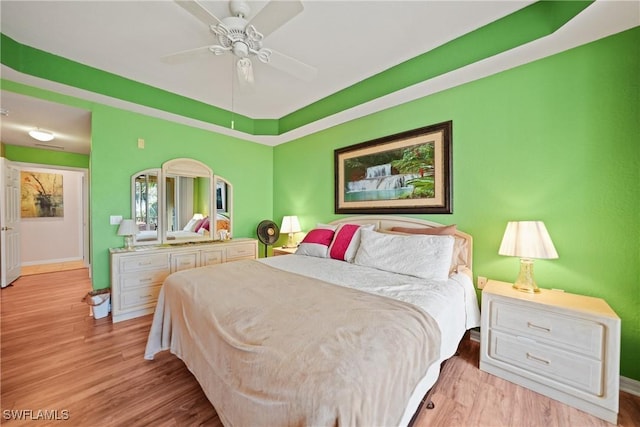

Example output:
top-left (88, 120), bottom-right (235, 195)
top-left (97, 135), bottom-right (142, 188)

top-left (354, 229), bottom-right (455, 281)
top-left (183, 218), bottom-right (199, 232)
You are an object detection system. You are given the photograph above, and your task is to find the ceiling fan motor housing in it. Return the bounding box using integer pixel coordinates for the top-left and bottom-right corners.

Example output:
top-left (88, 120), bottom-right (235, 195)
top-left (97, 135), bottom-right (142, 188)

top-left (218, 16), bottom-right (263, 56)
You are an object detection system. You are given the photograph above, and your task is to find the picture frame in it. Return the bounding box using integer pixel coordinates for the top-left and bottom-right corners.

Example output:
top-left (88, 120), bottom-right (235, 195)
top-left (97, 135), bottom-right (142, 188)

top-left (20, 171), bottom-right (64, 218)
top-left (335, 120), bottom-right (452, 214)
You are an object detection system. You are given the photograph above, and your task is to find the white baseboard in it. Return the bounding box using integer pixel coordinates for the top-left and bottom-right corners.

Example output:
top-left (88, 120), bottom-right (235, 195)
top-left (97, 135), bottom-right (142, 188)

top-left (620, 376), bottom-right (640, 396)
top-left (22, 257), bottom-right (83, 266)
top-left (471, 328), bottom-right (640, 397)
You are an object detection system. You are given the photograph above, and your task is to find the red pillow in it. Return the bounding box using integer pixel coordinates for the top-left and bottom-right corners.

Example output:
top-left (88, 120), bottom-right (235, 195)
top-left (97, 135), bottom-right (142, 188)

top-left (194, 217), bottom-right (209, 232)
top-left (328, 223), bottom-right (374, 262)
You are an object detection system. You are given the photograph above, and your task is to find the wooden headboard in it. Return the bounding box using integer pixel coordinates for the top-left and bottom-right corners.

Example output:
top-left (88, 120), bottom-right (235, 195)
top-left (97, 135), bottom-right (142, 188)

top-left (329, 215), bottom-right (473, 271)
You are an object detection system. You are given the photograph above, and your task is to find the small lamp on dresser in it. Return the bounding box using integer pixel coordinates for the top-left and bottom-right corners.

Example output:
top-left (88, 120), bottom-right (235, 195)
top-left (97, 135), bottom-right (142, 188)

top-left (280, 215), bottom-right (301, 248)
top-left (498, 220), bottom-right (558, 293)
top-left (117, 219), bottom-right (136, 251)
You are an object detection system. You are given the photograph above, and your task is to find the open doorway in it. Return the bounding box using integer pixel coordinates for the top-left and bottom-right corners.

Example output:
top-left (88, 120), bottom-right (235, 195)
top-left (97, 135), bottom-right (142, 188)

top-left (12, 162), bottom-right (89, 277)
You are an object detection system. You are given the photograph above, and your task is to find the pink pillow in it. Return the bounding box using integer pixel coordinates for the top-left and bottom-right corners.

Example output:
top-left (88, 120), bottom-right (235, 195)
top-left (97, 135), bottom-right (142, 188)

top-left (191, 218), bottom-right (205, 232)
top-left (328, 223), bottom-right (375, 262)
top-left (295, 228), bottom-right (336, 258)
top-left (194, 217), bottom-right (209, 232)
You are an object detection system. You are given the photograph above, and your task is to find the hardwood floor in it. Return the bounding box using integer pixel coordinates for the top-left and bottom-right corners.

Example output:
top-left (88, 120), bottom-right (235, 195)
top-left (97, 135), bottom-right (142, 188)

top-left (1, 269), bottom-right (639, 426)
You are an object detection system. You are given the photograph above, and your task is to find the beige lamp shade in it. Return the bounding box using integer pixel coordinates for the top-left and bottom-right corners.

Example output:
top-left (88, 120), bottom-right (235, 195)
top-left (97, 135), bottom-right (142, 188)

top-left (499, 221), bottom-right (558, 260)
top-left (117, 219), bottom-right (137, 236)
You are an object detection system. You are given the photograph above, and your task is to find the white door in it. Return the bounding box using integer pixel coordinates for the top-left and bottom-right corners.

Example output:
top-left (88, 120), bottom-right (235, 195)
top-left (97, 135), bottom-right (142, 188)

top-left (1, 158), bottom-right (21, 287)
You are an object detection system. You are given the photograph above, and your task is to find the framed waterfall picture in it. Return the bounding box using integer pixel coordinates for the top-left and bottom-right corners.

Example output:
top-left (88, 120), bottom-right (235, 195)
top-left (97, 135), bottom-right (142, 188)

top-left (334, 121), bottom-right (452, 214)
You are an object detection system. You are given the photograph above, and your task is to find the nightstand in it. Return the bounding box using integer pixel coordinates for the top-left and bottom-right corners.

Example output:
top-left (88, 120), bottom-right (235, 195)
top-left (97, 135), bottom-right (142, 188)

top-left (480, 280), bottom-right (620, 424)
top-left (272, 246), bottom-right (298, 256)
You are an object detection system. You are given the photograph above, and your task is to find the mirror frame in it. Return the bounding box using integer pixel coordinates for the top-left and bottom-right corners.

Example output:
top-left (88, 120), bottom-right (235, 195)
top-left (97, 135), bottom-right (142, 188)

top-left (213, 175), bottom-right (233, 240)
top-left (130, 158), bottom-right (233, 247)
top-left (131, 168), bottom-right (161, 246)
top-left (161, 158), bottom-right (215, 245)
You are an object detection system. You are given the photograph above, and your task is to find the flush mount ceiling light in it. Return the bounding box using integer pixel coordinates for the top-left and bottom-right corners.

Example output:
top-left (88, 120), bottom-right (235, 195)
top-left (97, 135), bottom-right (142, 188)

top-left (28, 128), bottom-right (55, 142)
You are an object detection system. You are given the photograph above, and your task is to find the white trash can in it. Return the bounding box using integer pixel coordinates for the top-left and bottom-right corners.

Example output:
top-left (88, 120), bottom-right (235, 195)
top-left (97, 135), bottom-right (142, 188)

top-left (89, 293), bottom-right (111, 319)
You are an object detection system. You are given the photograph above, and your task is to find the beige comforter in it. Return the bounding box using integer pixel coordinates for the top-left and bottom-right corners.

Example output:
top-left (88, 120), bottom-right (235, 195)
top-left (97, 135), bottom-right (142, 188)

top-left (145, 259), bottom-right (441, 426)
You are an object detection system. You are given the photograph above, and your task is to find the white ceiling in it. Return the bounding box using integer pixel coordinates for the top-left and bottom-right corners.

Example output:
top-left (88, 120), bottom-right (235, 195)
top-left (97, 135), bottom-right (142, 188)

top-left (1, 0), bottom-right (638, 154)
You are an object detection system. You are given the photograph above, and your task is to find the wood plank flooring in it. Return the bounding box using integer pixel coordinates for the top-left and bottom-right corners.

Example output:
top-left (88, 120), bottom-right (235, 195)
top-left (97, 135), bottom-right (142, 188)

top-left (1, 269), bottom-right (639, 426)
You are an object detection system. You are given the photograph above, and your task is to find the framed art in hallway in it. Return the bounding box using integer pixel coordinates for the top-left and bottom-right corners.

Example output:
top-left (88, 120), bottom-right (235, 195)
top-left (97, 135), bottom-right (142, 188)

top-left (335, 120), bottom-right (452, 214)
top-left (20, 171), bottom-right (64, 218)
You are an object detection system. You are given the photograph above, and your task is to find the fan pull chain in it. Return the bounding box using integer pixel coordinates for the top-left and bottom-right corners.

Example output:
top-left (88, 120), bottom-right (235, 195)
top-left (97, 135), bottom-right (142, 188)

top-left (231, 58), bottom-right (235, 130)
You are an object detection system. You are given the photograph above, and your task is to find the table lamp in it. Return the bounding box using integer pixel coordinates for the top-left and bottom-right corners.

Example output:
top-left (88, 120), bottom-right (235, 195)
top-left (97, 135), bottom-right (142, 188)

top-left (498, 221), bottom-right (558, 293)
top-left (117, 219), bottom-right (137, 251)
top-left (280, 215), bottom-right (301, 248)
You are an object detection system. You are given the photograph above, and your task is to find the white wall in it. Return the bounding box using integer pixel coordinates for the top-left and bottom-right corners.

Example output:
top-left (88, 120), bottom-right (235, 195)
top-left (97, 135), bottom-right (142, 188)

top-left (20, 167), bottom-right (84, 265)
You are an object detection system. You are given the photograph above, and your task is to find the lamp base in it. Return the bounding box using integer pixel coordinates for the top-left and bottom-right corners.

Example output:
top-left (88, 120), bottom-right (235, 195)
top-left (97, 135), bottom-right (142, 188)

top-left (512, 258), bottom-right (540, 293)
top-left (123, 235), bottom-right (134, 251)
top-left (283, 232), bottom-right (297, 249)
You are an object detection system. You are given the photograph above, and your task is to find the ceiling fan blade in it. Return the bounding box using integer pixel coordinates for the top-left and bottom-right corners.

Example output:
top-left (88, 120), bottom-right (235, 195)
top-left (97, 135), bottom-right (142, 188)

top-left (267, 49), bottom-right (317, 82)
top-left (161, 46), bottom-right (215, 64)
top-left (174, 0), bottom-right (224, 27)
top-left (247, 0), bottom-right (304, 38)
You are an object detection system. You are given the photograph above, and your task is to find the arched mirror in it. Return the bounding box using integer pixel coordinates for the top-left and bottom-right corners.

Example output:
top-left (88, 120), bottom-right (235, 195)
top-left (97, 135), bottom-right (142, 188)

top-left (131, 169), bottom-right (160, 245)
top-left (161, 158), bottom-right (214, 244)
top-left (129, 159), bottom-right (232, 247)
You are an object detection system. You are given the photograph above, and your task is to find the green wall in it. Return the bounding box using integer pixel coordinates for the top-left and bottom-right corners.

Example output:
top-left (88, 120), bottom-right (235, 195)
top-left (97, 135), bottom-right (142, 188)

top-left (0, 83), bottom-right (273, 294)
top-left (273, 27), bottom-right (640, 380)
top-left (89, 104), bottom-right (273, 289)
top-left (3, 144), bottom-right (89, 168)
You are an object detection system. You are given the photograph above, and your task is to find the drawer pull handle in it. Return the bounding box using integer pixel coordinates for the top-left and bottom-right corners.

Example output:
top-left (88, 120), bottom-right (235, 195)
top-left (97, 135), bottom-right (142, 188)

top-left (138, 261), bottom-right (152, 266)
top-left (526, 352), bottom-right (550, 365)
top-left (139, 278), bottom-right (152, 283)
top-left (527, 322), bottom-right (551, 333)
top-left (140, 294), bottom-right (152, 299)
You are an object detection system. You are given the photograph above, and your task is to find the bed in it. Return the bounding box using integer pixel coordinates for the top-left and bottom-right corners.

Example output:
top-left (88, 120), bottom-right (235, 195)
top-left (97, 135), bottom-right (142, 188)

top-left (144, 215), bottom-right (480, 426)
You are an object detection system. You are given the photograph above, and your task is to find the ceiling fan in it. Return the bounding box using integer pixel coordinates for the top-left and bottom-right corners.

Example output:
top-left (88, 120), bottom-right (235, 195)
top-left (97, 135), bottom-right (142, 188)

top-left (165, 0), bottom-right (317, 84)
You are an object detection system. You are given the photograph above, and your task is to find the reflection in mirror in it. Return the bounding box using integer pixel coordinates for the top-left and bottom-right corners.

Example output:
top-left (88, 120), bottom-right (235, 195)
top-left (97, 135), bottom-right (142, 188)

top-left (162, 158), bottom-right (214, 244)
top-left (132, 169), bottom-right (160, 245)
top-left (164, 175), bottom-right (211, 240)
top-left (214, 176), bottom-right (232, 239)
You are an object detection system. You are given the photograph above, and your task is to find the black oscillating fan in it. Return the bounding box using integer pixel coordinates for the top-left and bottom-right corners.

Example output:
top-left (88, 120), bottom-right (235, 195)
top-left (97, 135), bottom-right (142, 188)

top-left (256, 220), bottom-right (280, 257)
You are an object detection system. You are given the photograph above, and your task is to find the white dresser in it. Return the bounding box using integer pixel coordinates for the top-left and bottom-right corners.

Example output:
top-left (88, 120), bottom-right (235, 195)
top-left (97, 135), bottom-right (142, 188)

top-left (110, 238), bottom-right (257, 323)
top-left (480, 280), bottom-right (620, 424)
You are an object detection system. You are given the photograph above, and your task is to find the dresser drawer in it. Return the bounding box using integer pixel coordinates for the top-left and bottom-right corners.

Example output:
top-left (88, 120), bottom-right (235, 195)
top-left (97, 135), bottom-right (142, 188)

top-left (120, 285), bottom-right (162, 310)
top-left (226, 244), bottom-right (255, 260)
top-left (488, 330), bottom-right (604, 396)
top-left (201, 249), bottom-right (223, 266)
top-left (171, 252), bottom-right (198, 272)
top-left (120, 269), bottom-right (169, 290)
top-left (490, 300), bottom-right (604, 358)
top-left (120, 253), bottom-right (168, 273)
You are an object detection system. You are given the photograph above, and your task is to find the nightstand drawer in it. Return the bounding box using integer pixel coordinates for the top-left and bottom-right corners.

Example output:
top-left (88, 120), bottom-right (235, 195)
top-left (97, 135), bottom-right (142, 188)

top-left (120, 253), bottom-right (168, 273)
top-left (490, 300), bottom-right (604, 358)
top-left (488, 330), bottom-right (604, 396)
top-left (120, 285), bottom-right (162, 310)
